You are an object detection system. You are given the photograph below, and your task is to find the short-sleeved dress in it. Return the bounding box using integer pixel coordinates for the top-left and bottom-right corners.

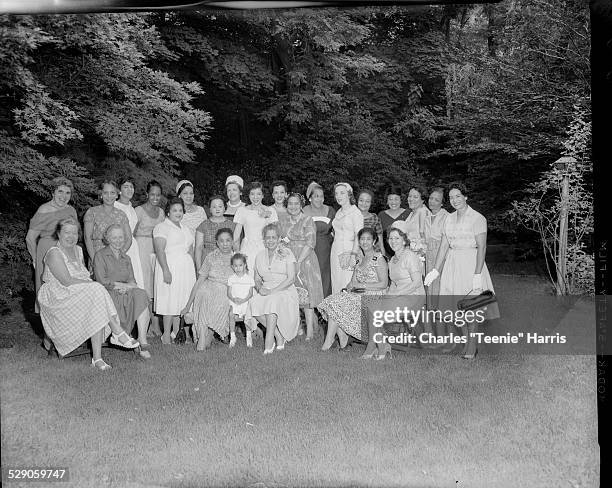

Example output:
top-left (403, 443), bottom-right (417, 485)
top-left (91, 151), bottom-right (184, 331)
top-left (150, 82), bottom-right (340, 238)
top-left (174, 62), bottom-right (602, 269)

top-left (134, 205), bottom-right (165, 298)
top-left (83, 205), bottom-right (130, 257)
top-left (330, 205), bottom-right (364, 294)
top-left (228, 273), bottom-right (255, 316)
top-left (38, 246), bottom-right (117, 356)
top-left (196, 218), bottom-right (236, 263)
top-left (93, 245), bottom-right (149, 334)
top-left (224, 201), bottom-right (246, 219)
top-left (378, 209), bottom-right (411, 257)
top-left (114, 200), bottom-right (145, 290)
top-left (181, 205), bottom-right (207, 237)
top-left (424, 208), bottom-right (449, 303)
top-left (279, 213), bottom-right (324, 309)
top-left (303, 205), bottom-right (335, 298)
top-left (317, 252), bottom-right (387, 341)
top-left (247, 247), bottom-right (300, 342)
top-left (28, 205), bottom-right (78, 312)
top-left (404, 205), bottom-right (431, 245)
top-left (234, 205), bottom-right (278, 277)
top-left (192, 248), bottom-right (234, 345)
top-left (366, 249), bottom-right (426, 330)
top-left (439, 206), bottom-right (500, 319)
top-left (153, 219), bottom-right (196, 315)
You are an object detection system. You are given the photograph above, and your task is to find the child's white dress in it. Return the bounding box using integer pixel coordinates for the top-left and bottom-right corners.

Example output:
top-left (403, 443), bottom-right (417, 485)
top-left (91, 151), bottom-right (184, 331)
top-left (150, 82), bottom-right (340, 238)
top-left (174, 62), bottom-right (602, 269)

top-left (228, 273), bottom-right (255, 317)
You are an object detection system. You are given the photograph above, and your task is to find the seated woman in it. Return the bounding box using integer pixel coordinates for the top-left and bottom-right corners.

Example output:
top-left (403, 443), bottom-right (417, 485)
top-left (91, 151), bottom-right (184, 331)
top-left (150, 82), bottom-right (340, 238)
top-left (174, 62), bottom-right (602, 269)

top-left (363, 221), bottom-right (426, 360)
top-left (246, 223), bottom-right (300, 354)
top-left (93, 224), bottom-right (152, 359)
top-left (181, 228), bottom-right (235, 351)
top-left (38, 218), bottom-right (140, 371)
top-left (318, 227), bottom-right (388, 350)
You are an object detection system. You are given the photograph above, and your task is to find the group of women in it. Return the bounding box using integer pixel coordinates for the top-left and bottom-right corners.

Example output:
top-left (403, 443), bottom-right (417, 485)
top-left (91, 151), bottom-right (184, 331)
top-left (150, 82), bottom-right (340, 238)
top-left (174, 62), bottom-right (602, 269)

top-left (26, 174), bottom-right (499, 370)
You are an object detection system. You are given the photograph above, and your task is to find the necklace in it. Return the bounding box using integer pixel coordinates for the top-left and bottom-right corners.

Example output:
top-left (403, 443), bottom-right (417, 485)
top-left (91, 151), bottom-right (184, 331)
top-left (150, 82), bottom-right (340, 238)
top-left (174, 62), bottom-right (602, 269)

top-left (227, 201), bottom-right (243, 208)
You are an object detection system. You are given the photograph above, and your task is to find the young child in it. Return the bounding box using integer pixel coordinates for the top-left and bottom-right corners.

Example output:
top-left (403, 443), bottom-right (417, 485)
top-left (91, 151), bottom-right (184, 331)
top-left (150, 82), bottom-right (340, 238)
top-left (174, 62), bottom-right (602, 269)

top-left (227, 253), bottom-right (256, 347)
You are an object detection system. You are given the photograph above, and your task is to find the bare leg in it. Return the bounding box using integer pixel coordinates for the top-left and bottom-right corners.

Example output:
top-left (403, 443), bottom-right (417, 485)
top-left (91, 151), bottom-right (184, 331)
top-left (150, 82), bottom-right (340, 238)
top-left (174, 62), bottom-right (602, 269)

top-left (91, 329), bottom-right (104, 361)
top-left (263, 314), bottom-right (277, 351)
top-left (362, 304), bottom-right (380, 357)
top-left (337, 327), bottom-right (349, 348)
top-left (136, 308), bottom-right (150, 345)
top-left (161, 315), bottom-right (173, 344)
top-left (229, 312), bottom-right (237, 347)
top-left (321, 318), bottom-right (338, 350)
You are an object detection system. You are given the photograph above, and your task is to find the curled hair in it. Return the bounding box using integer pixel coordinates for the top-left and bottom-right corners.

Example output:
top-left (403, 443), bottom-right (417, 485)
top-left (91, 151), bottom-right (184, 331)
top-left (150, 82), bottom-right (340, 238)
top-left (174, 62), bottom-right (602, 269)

top-left (333, 183), bottom-right (356, 205)
top-left (146, 180), bottom-right (162, 194)
top-left (358, 188), bottom-right (375, 201)
top-left (208, 194), bottom-right (226, 208)
top-left (262, 222), bottom-right (280, 240)
top-left (102, 223), bottom-right (124, 246)
top-left (272, 180), bottom-right (288, 193)
top-left (50, 177), bottom-right (74, 195)
top-left (429, 186), bottom-right (445, 204)
top-left (246, 181), bottom-right (265, 195)
top-left (53, 217), bottom-right (80, 241)
top-left (448, 181), bottom-right (469, 198)
top-left (384, 184), bottom-right (403, 201)
top-left (165, 197), bottom-right (185, 216)
top-left (177, 181), bottom-right (194, 198)
top-left (225, 181), bottom-right (243, 193)
top-left (215, 227), bottom-right (234, 241)
top-left (98, 179), bottom-right (119, 194)
top-left (358, 227), bottom-right (378, 244)
top-left (387, 227), bottom-right (410, 247)
top-left (407, 185), bottom-right (427, 202)
top-left (285, 192), bottom-right (306, 208)
top-left (307, 182), bottom-right (324, 200)
top-left (231, 253), bottom-right (249, 271)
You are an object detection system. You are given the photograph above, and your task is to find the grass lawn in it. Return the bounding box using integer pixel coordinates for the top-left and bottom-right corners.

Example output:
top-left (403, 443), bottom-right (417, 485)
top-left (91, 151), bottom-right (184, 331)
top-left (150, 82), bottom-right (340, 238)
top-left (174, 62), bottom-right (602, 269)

top-left (0, 275), bottom-right (599, 488)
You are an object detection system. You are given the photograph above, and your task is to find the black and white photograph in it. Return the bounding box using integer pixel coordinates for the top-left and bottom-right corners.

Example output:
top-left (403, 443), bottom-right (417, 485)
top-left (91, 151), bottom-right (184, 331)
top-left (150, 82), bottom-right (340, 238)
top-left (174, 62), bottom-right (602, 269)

top-left (0, 0), bottom-right (607, 486)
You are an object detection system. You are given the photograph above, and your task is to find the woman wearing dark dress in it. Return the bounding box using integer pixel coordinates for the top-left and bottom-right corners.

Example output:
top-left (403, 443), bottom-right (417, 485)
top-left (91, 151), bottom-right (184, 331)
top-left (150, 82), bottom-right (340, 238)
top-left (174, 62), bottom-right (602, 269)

top-left (377, 184), bottom-right (410, 258)
top-left (303, 182), bottom-right (335, 298)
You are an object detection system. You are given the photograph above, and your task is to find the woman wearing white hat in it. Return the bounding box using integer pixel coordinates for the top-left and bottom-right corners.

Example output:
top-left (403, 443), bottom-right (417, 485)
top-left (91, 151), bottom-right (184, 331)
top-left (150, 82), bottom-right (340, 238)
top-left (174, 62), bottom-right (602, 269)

top-left (176, 180), bottom-right (207, 238)
top-left (329, 182), bottom-right (364, 296)
top-left (224, 175), bottom-right (246, 219)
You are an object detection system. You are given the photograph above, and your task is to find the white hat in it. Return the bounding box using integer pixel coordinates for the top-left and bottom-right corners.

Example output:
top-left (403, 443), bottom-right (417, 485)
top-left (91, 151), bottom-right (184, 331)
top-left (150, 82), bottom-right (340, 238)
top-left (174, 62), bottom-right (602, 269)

top-left (306, 181), bottom-right (321, 199)
top-left (336, 182), bottom-right (353, 194)
top-left (390, 220), bottom-right (409, 235)
top-left (225, 175), bottom-right (244, 188)
top-left (175, 180), bottom-right (193, 194)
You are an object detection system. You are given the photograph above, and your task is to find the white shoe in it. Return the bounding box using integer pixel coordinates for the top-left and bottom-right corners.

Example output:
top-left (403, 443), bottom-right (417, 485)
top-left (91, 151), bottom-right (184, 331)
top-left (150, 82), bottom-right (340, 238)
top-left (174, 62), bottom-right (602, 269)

top-left (170, 331), bottom-right (176, 340)
top-left (246, 331), bottom-right (253, 348)
top-left (229, 334), bottom-right (237, 348)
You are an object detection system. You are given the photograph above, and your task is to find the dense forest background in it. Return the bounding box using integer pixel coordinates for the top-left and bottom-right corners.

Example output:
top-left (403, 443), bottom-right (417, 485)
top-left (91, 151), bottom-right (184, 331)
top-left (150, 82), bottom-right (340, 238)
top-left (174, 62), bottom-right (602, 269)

top-left (0, 0), bottom-right (591, 303)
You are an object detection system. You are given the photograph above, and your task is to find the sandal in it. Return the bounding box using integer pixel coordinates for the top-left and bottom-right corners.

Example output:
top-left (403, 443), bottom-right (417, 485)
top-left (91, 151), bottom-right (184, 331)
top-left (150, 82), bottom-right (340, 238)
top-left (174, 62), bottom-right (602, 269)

top-left (91, 358), bottom-right (112, 370)
top-left (138, 349), bottom-right (151, 359)
top-left (110, 331), bottom-right (140, 349)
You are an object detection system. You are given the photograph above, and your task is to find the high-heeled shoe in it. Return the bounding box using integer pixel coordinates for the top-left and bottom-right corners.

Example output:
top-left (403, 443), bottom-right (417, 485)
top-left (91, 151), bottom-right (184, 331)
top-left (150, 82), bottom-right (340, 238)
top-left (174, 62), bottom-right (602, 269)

top-left (360, 349), bottom-right (377, 359)
top-left (110, 331), bottom-right (139, 349)
top-left (374, 343), bottom-right (393, 361)
top-left (263, 344), bottom-right (276, 355)
top-left (276, 339), bottom-right (286, 351)
top-left (461, 349), bottom-right (478, 360)
top-left (91, 358), bottom-right (112, 370)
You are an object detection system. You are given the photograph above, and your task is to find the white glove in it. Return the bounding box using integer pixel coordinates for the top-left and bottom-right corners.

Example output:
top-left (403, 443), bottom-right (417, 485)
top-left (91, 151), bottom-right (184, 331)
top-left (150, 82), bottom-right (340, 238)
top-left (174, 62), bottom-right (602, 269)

top-left (472, 274), bottom-right (483, 293)
top-left (423, 269), bottom-right (440, 287)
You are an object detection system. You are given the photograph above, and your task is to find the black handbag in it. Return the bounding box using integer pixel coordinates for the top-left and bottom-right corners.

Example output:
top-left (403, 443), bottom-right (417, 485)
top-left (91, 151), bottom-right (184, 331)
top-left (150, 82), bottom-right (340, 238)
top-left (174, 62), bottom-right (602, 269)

top-left (457, 290), bottom-right (497, 311)
top-left (174, 317), bottom-right (187, 344)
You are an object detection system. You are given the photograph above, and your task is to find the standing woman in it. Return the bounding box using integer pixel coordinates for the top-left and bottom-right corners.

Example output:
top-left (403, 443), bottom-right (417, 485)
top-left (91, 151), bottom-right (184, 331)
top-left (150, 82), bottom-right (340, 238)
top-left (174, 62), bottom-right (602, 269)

top-left (303, 182), bottom-right (335, 298)
top-left (134, 181), bottom-right (165, 335)
top-left (357, 189), bottom-right (383, 250)
top-left (224, 175), bottom-right (246, 219)
top-left (195, 195), bottom-right (236, 270)
top-left (153, 197), bottom-right (196, 344)
top-left (247, 223), bottom-right (300, 354)
top-left (114, 178), bottom-right (145, 289)
top-left (271, 180), bottom-right (289, 221)
top-left (330, 182), bottom-right (363, 294)
top-left (279, 193), bottom-right (324, 340)
top-left (404, 185), bottom-right (431, 247)
top-left (233, 182), bottom-right (278, 277)
top-left (83, 180), bottom-right (132, 265)
top-left (176, 180), bottom-right (207, 237)
top-left (424, 182), bottom-right (500, 359)
top-left (26, 176), bottom-right (78, 315)
top-left (377, 185), bottom-right (410, 258)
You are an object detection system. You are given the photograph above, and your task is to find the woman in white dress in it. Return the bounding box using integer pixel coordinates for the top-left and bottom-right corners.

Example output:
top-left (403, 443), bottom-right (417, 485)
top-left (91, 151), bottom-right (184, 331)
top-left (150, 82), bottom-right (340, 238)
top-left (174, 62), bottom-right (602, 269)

top-left (153, 197), bottom-right (196, 344)
top-left (224, 175), bottom-right (246, 219)
top-left (424, 182), bottom-right (500, 359)
top-left (114, 178), bottom-right (145, 289)
top-left (176, 179), bottom-right (207, 238)
top-left (330, 182), bottom-right (363, 294)
top-left (233, 182), bottom-right (278, 277)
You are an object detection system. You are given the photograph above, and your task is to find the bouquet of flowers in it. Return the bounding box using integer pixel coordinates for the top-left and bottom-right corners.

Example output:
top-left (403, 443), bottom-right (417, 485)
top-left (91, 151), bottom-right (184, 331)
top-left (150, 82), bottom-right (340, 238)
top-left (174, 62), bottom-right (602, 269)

top-left (410, 239), bottom-right (427, 262)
